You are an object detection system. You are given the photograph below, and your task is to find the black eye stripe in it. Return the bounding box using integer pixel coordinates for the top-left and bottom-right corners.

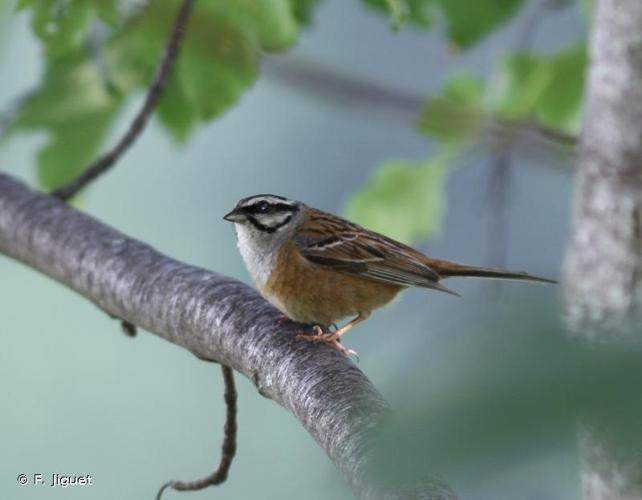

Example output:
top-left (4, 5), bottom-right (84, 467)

top-left (275, 203), bottom-right (298, 212)
top-left (242, 202), bottom-right (298, 215)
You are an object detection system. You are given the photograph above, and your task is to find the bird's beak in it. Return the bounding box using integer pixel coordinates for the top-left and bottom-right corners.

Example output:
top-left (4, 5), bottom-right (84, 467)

top-left (223, 208), bottom-right (245, 223)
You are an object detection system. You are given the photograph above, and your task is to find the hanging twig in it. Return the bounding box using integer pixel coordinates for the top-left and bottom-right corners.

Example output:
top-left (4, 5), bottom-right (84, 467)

top-left (0, 174), bottom-right (455, 499)
top-left (51, 0), bottom-right (196, 200)
top-left (156, 365), bottom-right (237, 499)
top-left (485, 0), bottom-right (563, 276)
top-left (47, 2), bottom-right (240, 494)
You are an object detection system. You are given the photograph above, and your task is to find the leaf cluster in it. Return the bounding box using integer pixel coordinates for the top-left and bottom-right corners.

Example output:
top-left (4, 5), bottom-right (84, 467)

top-left (3, 0), bottom-right (587, 233)
top-left (348, 4), bottom-right (587, 245)
top-left (10, 0), bottom-right (301, 189)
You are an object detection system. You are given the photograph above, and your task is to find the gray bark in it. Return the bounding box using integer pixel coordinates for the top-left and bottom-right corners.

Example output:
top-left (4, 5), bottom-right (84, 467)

top-left (563, 0), bottom-right (642, 498)
top-left (0, 173), bottom-right (454, 500)
top-left (564, 0), bottom-right (642, 337)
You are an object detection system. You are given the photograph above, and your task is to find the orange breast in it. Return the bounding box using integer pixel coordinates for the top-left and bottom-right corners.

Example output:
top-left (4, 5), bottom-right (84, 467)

top-left (260, 241), bottom-right (402, 325)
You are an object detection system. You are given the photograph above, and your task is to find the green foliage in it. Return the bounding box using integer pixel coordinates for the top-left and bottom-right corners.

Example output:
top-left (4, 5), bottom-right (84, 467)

top-left (91, 0), bottom-right (119, 27)
top-left (492, 44), bottom-right (587, 132)
top-left (350, 77), bottom-right (478, 245)
top-left (16, 0), bottom-right (119, 59)
top-left (13, 54), bottom-right (123, 188)
top-left (12, 0), bottom-right (300, 189)
top-left (27, 0), bottom-right (92, 59)
top-left (289, 0), bottom-right (323, 24)
top-left (361, 0), bottom-right (433, 29)
top-left (154, 71), bottom-right (196, 143)
top-left (345, 149), bottom-right (456, 244)
top-left (417, 74), bottom-right (484, 142)
top-left (367, 42), bottom-right (585, 246)
top-left (362, 0), bottom-right (525, 47)
top-left (382, 0), bottom-right (404, 29)
top-left (436, 0), bottom-right (525, 49)
top-left (7, 0), bottom-right (585, 222)
top-left (417, 43), bottom-right (586, 148)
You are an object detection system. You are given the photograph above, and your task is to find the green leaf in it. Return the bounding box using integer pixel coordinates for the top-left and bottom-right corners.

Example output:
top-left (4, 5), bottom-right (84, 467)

top-left (19, 0), bottom-right (122, 58)
top-left (384, 0), bottom-right (404, 29)
top-left (15, 0), bottom-right (31, 10)
top-left (29, 0), bottom-right (93, 59)
top-left (536, 46), bottom-right (587, 131)
top-left (492, 44), bottom-right (586, 132)
top-left (361, 0), bottom-right (434, 28)
top-left (104, 0), bottom-right (297, 136)
top-left (35, 108), bottom-right (118, 189)
top-left (16, 57), bottom-right (117, 128)
top-left (92, 0), bottom-right (119, 27)
top-left (13, 54), bottom-right (122, 189)
top-left (345, 149), bottom-right (456, 244)
top-left (155, 70), bottom-right (197, 143)
top-left (204, 0), bottom-right (299, 52)
top-left (288, 0), bottom-right (323, 25)
top-left (437, 0), bottom-right (525, 49)
top-left (417, 74), bottom-right (484, 142)
top-left (11, 0), bottom-right (301, 189)
top-left (361, 0), bottom-right (525, 46)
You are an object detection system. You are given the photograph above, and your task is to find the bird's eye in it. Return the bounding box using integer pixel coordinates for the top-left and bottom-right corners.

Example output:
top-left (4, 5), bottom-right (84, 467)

top-left (257, 201), bottom-right (270, 213)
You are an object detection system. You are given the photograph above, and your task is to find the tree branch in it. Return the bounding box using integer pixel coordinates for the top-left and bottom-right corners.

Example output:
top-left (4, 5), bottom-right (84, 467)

top-left (51, 0), bottom-right (196, 201)
top-left (0, 173), bottom-right (455, 500)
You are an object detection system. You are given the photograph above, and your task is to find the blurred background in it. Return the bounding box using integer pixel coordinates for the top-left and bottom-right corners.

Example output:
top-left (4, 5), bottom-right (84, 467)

top-left (0, 0), bottom-right (588, 499)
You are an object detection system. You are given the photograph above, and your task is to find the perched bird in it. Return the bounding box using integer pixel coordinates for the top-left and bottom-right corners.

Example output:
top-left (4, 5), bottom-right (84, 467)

top-left (224, 194), bottom-right (555, 356)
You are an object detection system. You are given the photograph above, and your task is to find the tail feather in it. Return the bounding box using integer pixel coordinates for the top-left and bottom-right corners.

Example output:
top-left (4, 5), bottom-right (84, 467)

top-left (426, 258), bottom-right (557, 284)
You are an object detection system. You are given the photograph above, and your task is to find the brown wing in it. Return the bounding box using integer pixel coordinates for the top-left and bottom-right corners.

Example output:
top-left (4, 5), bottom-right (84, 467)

top-left (295, 209), bottom-right (459, 295)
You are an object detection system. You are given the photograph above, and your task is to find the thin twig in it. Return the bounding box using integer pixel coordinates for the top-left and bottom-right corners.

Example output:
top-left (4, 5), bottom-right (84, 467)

top-left (486, 152), bottom-right (513, 274)
top-left (485, 0), bottom-right (566, 279)
top-left (52, 7), bottom-right (238, 497)
top-left (0, 174), bottom-right (455, 499)
top-left (51, 0), bottom-right (196, 200)
top-left (156, 365), bottom-right (237, 500)
top-left (528, 120), bottom-right (577, 147)
top-left (264, 57), bottom-right (424, 116)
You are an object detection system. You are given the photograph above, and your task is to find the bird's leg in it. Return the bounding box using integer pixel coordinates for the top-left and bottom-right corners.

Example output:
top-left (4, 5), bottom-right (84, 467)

top-left (331, 313), bottom-right (369, 340)
top-left (295, 313), bottom-right (369, 357)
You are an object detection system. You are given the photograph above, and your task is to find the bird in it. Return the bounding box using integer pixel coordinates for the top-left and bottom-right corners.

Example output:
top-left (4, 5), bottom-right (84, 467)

top-left (224, 194), bottom-right (555, 356)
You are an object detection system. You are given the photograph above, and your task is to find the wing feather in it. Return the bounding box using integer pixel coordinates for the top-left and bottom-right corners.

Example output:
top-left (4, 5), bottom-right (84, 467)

top-left (295, 210), bottom-right (451, 292)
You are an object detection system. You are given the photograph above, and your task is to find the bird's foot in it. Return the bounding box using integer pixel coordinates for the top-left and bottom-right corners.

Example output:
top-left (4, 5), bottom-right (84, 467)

top-left (276, 314), bottom-right (291, 325)
top-left (296, 325), bottom-right (359, 359)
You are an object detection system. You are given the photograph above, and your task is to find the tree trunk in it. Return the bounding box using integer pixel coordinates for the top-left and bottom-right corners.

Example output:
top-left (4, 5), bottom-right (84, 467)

top-left (563, 0), bottom-right (642, 498)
